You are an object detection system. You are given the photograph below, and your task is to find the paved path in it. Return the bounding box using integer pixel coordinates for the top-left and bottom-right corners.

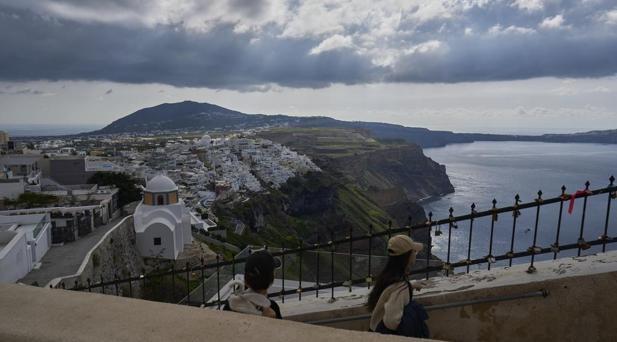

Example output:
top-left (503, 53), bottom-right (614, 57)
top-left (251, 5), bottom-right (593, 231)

top-left (19, 216), bottom-right (128, 287)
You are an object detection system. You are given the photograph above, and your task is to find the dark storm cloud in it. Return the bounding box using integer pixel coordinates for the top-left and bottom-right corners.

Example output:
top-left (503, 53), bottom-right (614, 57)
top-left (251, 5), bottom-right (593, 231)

top-left (0, 0), bottom-right (617, 89)
top-left (0, 7), bottom-right (378, 89)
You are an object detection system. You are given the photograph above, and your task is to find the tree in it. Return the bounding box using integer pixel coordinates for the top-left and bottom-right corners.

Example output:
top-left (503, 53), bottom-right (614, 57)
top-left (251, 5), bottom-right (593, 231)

top-left (88, 172), bottom-right (142, 207)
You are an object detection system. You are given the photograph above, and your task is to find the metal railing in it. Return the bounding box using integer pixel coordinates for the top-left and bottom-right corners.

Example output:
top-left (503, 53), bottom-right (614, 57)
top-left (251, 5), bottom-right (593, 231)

top-left (61, 177), bottom-right (616, 309)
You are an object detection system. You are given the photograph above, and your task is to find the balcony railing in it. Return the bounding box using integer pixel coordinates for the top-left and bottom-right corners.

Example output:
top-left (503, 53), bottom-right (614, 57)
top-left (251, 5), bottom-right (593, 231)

top-left (61, 177), bottom-right (617, 309)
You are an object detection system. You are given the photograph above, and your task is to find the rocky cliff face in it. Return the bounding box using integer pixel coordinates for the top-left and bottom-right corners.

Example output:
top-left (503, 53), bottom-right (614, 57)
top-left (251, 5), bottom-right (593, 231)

top-left (57, 216), bottom-right (145, 295)
top-left (331, 145), bottom-right (454, 204)
top-left (256, 128), bottom-right (454, 229)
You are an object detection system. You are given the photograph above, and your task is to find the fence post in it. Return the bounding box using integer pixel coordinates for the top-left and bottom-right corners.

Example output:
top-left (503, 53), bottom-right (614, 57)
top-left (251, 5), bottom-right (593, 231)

top-left (603, 176), bottom-right (615, 253)
top-left (528, 191), bottom-right (543, 273)
top-left (185, 261), bottom-right (191, 305)
top-left (87, 278), bottom-right (92, 293)
top-left (466, 203), bottom-right (476, 273)
top-left (348, 226), bottom-right (353, 292)
top-left (171, 264), bottom-right (176, 303)
top-left (201, 257), bottom-right (205, 307)
top-left (487, 199), bottom-right (497, 270)
top-left (128, 273), bottom-right (133, 297)
top-left (577, 181), bottom-right (591, 257)
top-left (141, 270), bottom-right (146, 299)
top-left (114, 273), bottom-right (119, 296)
top-left (298, 240), bottom-right (303, 301)
top-left (281, 244), bottom-right (285, 303)
top-left (446, 207), bottom-right (454, 276)
top-left (553, 186), bottom-right (567, 259)
top-left (368, 224), bottom-right (373, 289)
top-left (426, 212), bottom-right (432, 280)
top-left (330, 231), bottom-right (335, 301)
top-left (216, 254), bottom-right (221, 309)
top-left (315, 237), bottom-right (320, 298)
top-left (508, 194), bottom-right (521, 267)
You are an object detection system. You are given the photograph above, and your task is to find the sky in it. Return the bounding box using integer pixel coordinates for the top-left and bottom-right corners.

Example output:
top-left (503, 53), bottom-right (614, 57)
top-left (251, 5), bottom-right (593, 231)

top-left (1, 0), bottom-right (617, 135)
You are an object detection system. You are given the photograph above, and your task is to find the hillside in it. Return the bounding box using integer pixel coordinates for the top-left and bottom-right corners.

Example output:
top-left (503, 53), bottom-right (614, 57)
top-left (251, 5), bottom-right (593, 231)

top-left (256, 128), bottom-right (453, 226)
top-left (257, 128), bottom-right (454, 202)
top-left (214, 172), bottom-right (395, 252)
top-left (90, 101), bottom-right (617, 148)
top-left (95, 101), bottom-right (291, 134)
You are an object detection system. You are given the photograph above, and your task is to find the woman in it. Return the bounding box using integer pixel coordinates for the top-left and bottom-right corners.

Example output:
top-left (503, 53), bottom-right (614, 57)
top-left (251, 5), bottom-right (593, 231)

top-left (367, 234), bottom-right (429, 338)
top-left (223, 250), bottom-right (282, 319)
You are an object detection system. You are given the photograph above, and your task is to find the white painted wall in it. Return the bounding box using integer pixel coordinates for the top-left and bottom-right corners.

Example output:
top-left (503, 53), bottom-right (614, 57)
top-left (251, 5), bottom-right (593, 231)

top-left (0, 231), bottom-right (30, 283)
top-left (134, 200), bottom-right (192, 260)
top-left (30, 222), bottom-right (51, 263)
top-left (136, 221), bottom-right (177, 260)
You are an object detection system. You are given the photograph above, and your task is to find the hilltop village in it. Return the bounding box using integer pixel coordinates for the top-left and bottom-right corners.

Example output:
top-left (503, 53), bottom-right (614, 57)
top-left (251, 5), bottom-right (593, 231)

top-left (0, 129), bottom-right (321, 284)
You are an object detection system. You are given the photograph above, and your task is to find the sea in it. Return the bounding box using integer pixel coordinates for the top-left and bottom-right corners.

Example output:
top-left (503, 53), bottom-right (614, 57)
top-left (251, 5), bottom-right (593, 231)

top-left (422, 141), bottom-right (617, 269)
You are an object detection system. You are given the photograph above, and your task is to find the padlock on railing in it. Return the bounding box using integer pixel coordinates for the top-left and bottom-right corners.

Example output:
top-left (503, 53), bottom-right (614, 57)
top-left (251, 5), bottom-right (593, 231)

top-left (550, 243), bottom-right (560, 253)
top-left (577, 238), bottom-right (591, 250)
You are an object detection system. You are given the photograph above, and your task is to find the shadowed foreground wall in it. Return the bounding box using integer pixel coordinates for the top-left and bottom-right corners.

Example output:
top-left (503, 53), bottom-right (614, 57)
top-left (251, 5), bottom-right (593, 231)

top-left (0, 284), bottom-right (435, 342)
top-left (284, 252), bottom-right (617, 342)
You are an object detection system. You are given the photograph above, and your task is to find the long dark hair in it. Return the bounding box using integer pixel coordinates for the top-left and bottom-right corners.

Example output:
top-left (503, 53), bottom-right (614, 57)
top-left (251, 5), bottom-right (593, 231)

top-left (367, 251), bottom-right (412, 311)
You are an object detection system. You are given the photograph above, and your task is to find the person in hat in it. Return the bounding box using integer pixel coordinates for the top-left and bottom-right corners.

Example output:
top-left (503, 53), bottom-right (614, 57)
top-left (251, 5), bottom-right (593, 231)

top-left (223, 250), bottom-right (283, 319)
top-left (367, 234), bottom-right (430, 338)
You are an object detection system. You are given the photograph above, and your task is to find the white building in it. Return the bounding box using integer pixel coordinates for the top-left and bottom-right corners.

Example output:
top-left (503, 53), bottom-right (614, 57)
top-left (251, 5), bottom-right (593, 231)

top-left (133, 175), bottom-right (192, 260)
top-left (0, 214), bottom-right (52, 283)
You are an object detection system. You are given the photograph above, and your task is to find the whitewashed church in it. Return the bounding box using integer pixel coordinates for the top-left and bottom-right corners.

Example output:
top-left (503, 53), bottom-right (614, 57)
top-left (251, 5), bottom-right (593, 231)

top-left (133, 175), bottom-right (192, 260)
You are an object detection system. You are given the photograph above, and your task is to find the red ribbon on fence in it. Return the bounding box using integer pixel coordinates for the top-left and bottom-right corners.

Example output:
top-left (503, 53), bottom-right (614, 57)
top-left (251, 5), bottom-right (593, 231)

top-left (568, 190), bottom-right (590, 214)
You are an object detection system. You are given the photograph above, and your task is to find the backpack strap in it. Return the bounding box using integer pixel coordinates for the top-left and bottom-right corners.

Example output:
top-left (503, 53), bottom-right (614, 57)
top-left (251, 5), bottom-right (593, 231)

top-left (404, 276), bottom-right (413, 301)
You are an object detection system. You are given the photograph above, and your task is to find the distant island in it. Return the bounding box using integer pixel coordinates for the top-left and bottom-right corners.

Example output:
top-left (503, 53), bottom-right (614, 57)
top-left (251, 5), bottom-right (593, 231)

top-left (84, 101), bottom-right (617, 148)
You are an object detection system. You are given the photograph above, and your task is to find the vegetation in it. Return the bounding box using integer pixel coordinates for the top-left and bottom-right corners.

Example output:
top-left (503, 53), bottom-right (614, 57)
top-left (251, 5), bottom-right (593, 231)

top-left (88, 172), bottom-right (142, 207)
top-left (3, 192), bottom-right (59, 208)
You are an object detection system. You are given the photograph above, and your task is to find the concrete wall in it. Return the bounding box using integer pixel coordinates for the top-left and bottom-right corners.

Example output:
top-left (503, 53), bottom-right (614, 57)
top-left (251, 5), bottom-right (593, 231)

top-left (422, 270), bottom-right (617, 342)
top-left (0, 231), bottom-right (29, 283)
top-left (31, 222), bottom-right (51, 263)
top-left (0, 179), bottom-right (24, 200)
top-left (283, 252), bottom-right (617, 342)
top-left (0, 284), bottom-right (430, 342)
top-left (53, 216), bottom-right (144, 292)
top-left (42, 158), bottom-right (96, 185)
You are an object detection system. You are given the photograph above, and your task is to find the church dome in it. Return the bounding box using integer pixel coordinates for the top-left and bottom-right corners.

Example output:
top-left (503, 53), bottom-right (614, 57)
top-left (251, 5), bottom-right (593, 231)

top-left (197, 134), bottom-right (212, 146)
top-left (145, 175), bottom-right (178, 193)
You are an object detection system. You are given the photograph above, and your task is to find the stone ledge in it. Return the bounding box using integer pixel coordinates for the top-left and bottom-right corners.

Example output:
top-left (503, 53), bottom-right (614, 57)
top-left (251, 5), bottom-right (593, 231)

top-left (280, 251), bottom-right (617, 317)
top-left (280, 251), bottom-right (617, 341)
top-left (0, 284), bottom-right (434, 342)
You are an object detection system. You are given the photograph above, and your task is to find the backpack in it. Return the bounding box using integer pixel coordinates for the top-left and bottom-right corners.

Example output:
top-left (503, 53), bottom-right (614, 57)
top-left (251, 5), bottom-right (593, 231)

top-left (374, 281), bottom-right (430, 338)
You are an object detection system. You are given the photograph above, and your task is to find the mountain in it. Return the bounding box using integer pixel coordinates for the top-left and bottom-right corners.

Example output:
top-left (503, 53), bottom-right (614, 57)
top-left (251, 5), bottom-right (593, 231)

top-left (91, 100), bottom-right (617, 148)
top-left (95, 101), bottom-right (290, 134)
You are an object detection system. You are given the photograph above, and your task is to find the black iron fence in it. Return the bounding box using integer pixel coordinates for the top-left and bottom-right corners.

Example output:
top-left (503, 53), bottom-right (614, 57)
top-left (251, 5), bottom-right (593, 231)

top-left (61, 177), bottom-right (617, 308)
